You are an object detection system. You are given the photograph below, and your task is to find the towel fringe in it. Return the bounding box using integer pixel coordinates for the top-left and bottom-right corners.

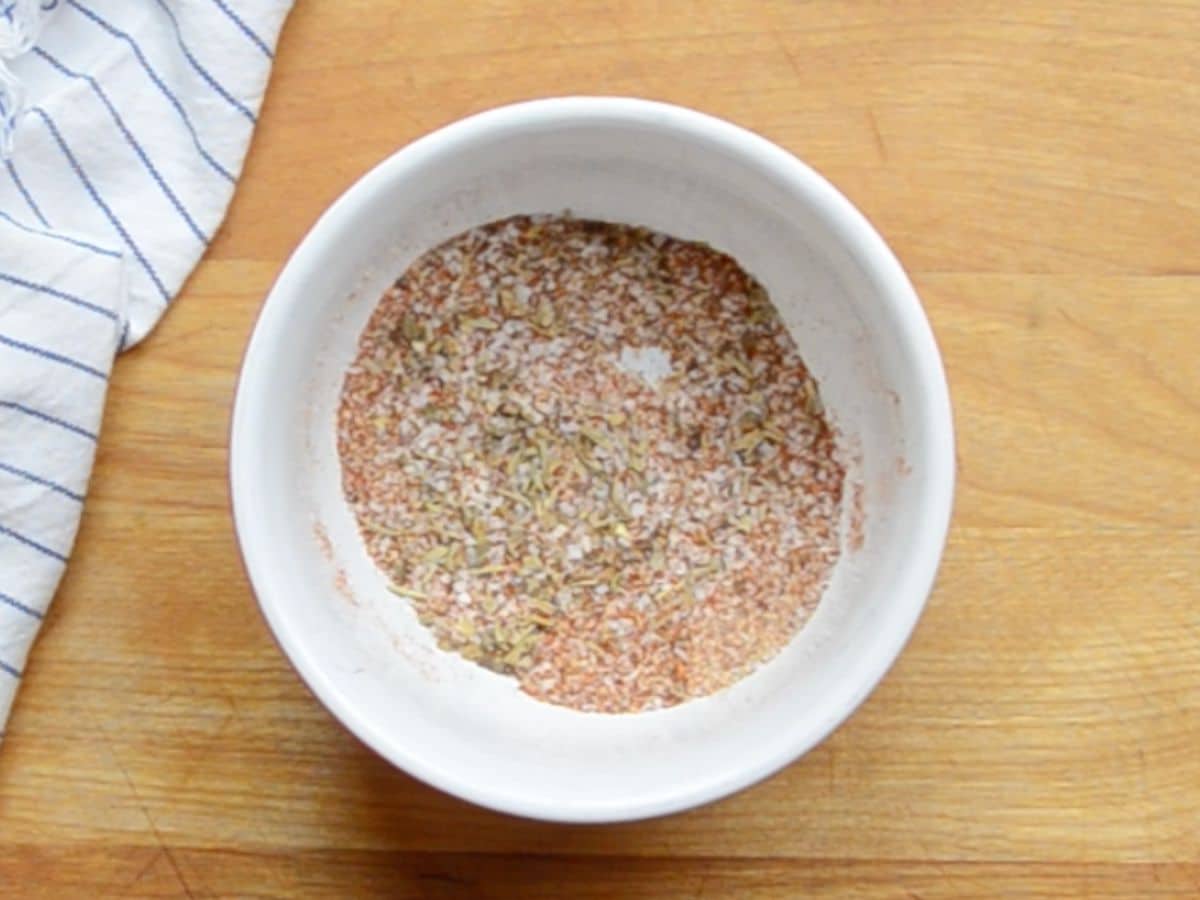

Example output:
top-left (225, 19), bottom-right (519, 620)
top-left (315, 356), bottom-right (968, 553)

top-left (0, 0), bottom-right (59, 159)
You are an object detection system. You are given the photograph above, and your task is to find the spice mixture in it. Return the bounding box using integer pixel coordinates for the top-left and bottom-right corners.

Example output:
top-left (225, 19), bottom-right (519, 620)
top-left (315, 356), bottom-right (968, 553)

top-left (337, 215), bottom-right (844, 713)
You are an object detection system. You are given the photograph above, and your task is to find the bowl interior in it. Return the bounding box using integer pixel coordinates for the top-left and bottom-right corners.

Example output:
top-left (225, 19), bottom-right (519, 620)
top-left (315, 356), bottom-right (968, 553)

top-left (231, 99), bottom-right (953, 821)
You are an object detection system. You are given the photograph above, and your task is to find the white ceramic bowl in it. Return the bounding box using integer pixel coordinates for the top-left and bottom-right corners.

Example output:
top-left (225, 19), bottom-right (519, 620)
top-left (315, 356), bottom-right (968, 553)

top-left (230, 97), bottom-right (954, 822)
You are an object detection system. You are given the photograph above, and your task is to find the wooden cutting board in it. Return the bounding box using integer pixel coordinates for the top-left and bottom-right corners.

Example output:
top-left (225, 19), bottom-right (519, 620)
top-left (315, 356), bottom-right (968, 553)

top-left (2, 1), bottom-right (1197, 896)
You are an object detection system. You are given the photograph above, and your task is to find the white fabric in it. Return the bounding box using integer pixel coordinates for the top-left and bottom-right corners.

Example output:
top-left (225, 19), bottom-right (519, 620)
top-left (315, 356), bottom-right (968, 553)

top-left (0, 0), bottom-right (292, 731)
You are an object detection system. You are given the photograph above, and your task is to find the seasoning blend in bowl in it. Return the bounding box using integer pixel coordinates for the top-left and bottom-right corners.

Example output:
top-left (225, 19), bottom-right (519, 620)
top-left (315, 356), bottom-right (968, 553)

top-left (231, 98), bottom-right (955, 823)
top-left (337, 215), bottom-right (844, 713)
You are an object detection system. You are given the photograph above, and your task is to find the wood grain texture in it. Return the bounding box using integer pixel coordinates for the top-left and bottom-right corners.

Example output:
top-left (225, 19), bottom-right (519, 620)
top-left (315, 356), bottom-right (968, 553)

top-left (2, 1), bottom-right (1198, 897)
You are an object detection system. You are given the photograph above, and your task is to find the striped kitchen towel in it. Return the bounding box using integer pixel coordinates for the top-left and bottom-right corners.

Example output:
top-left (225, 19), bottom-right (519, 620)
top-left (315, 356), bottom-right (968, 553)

top-left (0, 0), bottom-right (293, 733)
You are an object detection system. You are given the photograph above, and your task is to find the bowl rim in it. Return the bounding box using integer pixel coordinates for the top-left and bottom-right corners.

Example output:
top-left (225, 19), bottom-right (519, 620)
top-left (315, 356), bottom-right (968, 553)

top-left (229, 95), bottom-right (956, 823)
